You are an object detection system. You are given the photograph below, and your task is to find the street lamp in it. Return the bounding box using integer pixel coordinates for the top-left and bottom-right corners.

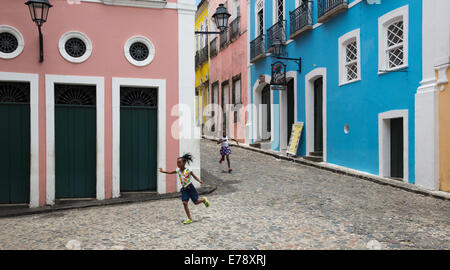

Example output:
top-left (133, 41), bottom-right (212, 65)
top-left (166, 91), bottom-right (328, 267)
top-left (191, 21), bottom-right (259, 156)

top-left (271, 38), bottom-right (302, 73)
top-left (195, 4), bottom-right (231, 35)
top-left (25, 0), bottom-right (52, 62)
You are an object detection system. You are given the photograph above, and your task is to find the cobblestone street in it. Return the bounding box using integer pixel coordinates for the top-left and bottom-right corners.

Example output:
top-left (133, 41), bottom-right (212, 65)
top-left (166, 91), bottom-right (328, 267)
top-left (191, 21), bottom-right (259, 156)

top-left (0, 139), bottom-right (449, 250)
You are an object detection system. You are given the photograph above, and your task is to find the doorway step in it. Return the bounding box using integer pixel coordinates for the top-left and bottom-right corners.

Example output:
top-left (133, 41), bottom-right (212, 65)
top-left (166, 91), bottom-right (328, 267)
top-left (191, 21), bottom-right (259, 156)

top-left (304, 151), bottom-right (323, 162)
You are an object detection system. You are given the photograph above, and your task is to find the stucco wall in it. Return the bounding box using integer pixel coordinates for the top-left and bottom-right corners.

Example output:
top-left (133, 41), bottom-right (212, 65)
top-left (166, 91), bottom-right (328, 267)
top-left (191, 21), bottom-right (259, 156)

top-left (0, 0), bottom-right (181, 204)
top-left (439, 68), bottom-right (450, 191)
top-left (250, 0), bottom-right (421, 183)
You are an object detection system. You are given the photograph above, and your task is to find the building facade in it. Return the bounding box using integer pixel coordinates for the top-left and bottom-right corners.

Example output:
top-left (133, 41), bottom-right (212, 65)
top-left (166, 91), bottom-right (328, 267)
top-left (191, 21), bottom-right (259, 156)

top-left (249, 0), bottom-right (424, 185)
top-left (195, 0), bottom-right (210, 132)
top-left (0, 0), bottom-right (199, 207)
top-left (416, 0), bottom-right (450, 192)
top-left (207, 0), bottom-right (249, 142)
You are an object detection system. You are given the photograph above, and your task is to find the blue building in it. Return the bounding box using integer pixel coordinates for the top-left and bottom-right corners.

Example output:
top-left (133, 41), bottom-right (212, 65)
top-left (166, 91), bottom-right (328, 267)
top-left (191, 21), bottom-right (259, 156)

top-left (248, 0), bottom-right (423, 183)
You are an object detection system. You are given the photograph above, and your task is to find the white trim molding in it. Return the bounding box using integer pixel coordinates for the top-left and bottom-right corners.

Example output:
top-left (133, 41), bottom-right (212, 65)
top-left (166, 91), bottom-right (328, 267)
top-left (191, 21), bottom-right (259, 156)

top-left (378, 5), bottom-right (409, 74)
top-left (45, 75), bottom-right (105, 204)
top-left (378, 110), bottom-right (409, 183)
top-left (58, 31), bottom-right (93, 64)
top-left (124, 35), bottom-right (156, 67)
top-left (0, 72), bottom-right (39, 208)
top-left (112, 78), bottom-right (166, 196)
top-left (338, 28), bottom-right (361, 86)
top-left (0, 25), bottom-right (25, 60)
top-left (305, 68), bottom-right (327, 162)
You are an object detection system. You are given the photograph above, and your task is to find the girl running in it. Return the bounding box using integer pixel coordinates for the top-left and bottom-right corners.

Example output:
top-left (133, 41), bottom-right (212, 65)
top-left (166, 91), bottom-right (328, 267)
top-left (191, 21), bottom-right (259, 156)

top-left (217, 130), bottom-right (239, 173)
top-left (159, 153), bottom-right (210, 224)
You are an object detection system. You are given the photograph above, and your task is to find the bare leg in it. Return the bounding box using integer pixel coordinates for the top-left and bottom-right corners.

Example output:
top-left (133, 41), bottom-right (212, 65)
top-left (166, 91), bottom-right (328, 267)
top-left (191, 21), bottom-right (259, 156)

top-left (226, 155), bottom-right (231, 170)
top-left (183, 202), bottom-right (192, 220)
top-left (194, 197), bottom-right (205, 205)
top-left (219, 155), bottom-right (225, 163)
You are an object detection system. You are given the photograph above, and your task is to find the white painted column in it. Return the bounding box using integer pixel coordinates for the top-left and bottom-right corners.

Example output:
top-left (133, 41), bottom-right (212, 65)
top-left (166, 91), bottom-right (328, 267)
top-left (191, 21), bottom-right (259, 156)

top-left (415, 0), bottom-right (449, 190)
top-left (178, 0), bottom-right (201, 189)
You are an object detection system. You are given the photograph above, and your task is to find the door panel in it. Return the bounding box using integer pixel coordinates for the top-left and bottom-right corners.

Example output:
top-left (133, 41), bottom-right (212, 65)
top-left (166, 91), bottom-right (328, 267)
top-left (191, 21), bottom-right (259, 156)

top-left (55, 84), bottom-right (96, 198)
top-left (287, 79), bottom-right (295, 143)
top-left (314, 78), bottom-right (323, 152)
top-left (120, 87), bottom-right (158, 191)
top-left (261, 85), bottom-right (271, 139)
top-left (0, 82), bottom-right (30, 204)
top-left (390, 118), bottom-right (404, 179)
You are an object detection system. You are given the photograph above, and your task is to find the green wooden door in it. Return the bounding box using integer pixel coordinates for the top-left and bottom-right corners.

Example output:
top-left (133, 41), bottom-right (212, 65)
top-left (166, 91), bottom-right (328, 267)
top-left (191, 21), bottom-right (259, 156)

top-left (55, 84), bottom-right (96, 198)
top-left (390, 118), bottom-right (404, 179)
top-left (0, 82), bottom-right (30, 204)
top-left (120, 87), bottom-right (158, 191)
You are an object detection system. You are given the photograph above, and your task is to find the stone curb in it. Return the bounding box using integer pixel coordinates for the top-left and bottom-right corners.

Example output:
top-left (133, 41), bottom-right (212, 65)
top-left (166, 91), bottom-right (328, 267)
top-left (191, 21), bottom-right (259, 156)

top-left (203, 136), bottom-right (450, 201)
top-left (0, 172), bottom-right (217, 219)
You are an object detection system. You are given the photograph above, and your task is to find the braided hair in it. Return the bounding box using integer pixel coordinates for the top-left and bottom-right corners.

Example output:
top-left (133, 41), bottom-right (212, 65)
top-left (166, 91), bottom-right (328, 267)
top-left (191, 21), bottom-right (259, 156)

top-left (179, 153), bottom-right (194, 165)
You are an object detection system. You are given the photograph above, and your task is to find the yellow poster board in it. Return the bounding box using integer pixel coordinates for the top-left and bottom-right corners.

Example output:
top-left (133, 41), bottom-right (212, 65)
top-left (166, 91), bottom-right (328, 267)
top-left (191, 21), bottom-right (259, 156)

top-left (287, 122), bottom-right (304, 156)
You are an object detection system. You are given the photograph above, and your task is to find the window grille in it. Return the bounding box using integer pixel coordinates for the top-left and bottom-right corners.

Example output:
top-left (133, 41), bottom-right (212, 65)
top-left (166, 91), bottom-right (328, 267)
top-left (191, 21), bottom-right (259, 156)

top-left (345, 40), bottom-right (358, 81)
top-left (129, 42), bottom-right (149, 62)
top-left (0, 32), bottom-right (18, 54)
top-left (277, 0), bottom-right (284, 22)
top-left (0, 82), bottom-right (30, 104)
top-left (386, 20), bottom-right (404, 69)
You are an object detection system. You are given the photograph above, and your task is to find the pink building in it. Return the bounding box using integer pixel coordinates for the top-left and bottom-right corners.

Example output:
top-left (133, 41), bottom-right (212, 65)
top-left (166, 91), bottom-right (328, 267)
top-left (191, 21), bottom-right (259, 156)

top-left (0, 0), bottom-right (199, 208)
top-left (207, 0), bottom-right (249, 142)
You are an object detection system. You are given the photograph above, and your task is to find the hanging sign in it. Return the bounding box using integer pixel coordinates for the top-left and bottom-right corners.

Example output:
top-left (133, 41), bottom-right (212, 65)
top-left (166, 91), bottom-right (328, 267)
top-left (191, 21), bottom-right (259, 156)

top-left (270, 61), bottom-right (287, 86)
top-left (286, 122), bottom-right (304, 156)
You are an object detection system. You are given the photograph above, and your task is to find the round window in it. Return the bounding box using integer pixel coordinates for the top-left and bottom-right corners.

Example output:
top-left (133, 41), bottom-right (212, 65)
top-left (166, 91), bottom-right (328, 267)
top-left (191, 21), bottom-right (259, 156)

top-left (0, 32), bottom-right (18, 54)
top-left (124, 36), bottom-right (155, 67)
top-left (0, 25), bottom-right (24, 59)
top-left (129, 42), bottom-right (149, 62)
top-left (58, 31), bottom-right (92, 63)
top-left (64, 37), bottom-right (87, 58)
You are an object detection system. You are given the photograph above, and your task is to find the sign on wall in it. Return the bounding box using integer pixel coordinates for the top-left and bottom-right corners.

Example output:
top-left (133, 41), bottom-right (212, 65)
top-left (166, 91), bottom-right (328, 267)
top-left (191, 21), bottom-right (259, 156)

top-left (287, 122), bottom-right (304, 156)
top-left (270, 61), bottom-right (287, 86)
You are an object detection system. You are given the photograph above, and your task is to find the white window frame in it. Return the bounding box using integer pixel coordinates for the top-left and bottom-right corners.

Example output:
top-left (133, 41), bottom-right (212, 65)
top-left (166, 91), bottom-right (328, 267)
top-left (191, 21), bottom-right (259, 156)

top-left (0, 25), bottom-right (25, 59)
top-left (255, 0), bottom-right (265, 37)
top-left (378, 5), bottom-right (409, 74)
top-left (273, 0), bottom-right (285, 24)
top-left (58, 31), bottom-right (93, 64)
top-left (124, 35), bottom-right (155, 67)
top-left (339, 28), bottom-right (361, 86)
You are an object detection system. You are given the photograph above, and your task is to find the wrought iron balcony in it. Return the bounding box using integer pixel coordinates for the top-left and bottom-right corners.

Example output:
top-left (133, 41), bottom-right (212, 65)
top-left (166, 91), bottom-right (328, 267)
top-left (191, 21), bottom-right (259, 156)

top-left (220, 28), bottom-right (229, 50)
top-left (210, 37), bottom-right (218, 58)
top-left (289, 2), bottom-right (313, 39)
top-left (317, 0), bottom-right (348, 23)
top-left (266, 20), bottom-right (286, 53)
top-left (199, 45), bottom-right (209, 65)
top-left (250, 34), bottom-right (265, 63)
top-left (195, 50), bottom-right (200, 69)
top-left (229, 16), bottom-right (241, 42)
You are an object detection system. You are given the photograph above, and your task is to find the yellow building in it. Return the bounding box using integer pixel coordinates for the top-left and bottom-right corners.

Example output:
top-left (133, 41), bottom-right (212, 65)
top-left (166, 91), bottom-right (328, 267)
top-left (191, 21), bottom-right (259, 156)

top-left (437, 64), bottom-right (450, 191)
top-left (195, 0), bottom-right (209, 131)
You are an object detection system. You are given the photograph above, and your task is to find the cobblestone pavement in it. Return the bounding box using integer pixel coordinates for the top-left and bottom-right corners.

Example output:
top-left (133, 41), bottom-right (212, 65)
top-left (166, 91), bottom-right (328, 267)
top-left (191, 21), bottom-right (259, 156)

top-left (0, 139), bottom-right (449, 250)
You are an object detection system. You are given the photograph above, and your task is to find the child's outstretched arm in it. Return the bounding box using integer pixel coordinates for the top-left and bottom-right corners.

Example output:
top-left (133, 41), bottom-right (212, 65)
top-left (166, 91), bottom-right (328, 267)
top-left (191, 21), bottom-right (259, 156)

top-left (190, 171), bottom-right (203, 184)
top-left (159, 168), bottom-right (176, 174)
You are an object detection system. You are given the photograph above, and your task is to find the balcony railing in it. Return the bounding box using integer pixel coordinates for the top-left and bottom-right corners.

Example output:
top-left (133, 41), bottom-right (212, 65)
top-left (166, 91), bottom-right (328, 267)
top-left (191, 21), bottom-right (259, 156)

top-left (195, 50), bottom-right (200, 68)
top-left (250, 34), bottom-right (265, 63)
top-left (210, 37), bottom-right (218, 58)
top-left (318, 0), bottom-right (348, 23)
top-left (266, 20), bottom-right (286, 52)
top-left (289, 2), bottom-right (313, 39)
top-left (220, 29), bottom-right (229, 50)
top-left (199, 45), bottom-right (209, 65)
top-left (229, 16), bottom-right (241, 42)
